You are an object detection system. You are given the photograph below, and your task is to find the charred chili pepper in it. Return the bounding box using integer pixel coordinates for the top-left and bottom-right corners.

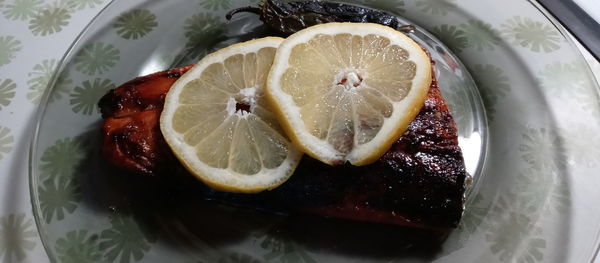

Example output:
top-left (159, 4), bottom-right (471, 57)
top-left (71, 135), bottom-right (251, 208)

top-left (226, 0), bottom-right (415, 36)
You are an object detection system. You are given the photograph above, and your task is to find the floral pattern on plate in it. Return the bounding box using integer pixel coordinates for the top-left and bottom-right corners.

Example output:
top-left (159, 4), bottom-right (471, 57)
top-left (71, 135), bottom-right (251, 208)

top-left (0, 0), bottom-right (598, 262)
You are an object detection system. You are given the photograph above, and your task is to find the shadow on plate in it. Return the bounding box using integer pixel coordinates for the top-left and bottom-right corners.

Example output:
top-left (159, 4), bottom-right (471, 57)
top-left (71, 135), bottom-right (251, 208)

top-left (75, 128), bottom-right (450, 261)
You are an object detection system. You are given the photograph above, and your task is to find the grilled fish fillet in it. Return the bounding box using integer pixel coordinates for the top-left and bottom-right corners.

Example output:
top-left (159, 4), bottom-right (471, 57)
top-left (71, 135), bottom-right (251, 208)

top-left (98, 66), bottom-right (468, 229)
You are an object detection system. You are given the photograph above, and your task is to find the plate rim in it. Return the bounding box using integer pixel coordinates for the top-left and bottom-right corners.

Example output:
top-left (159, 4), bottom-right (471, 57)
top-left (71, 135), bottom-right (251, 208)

top-left (27, 0), bottom-right (600, 262)
top-left (28, 0), bottom-right (119, 261)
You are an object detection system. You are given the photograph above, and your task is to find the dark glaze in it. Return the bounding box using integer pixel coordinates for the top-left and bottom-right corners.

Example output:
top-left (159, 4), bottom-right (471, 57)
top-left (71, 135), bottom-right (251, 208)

top-left (99, 66), bottom-right (467, 228)
top-left (226, 0), bottom-right (416, 35)
top-left (98, 1), bottom-right (467, 228)
top-left (99, 65), bottom-right (192, 175)
top-left (208, 80), bottom-right (466, 229)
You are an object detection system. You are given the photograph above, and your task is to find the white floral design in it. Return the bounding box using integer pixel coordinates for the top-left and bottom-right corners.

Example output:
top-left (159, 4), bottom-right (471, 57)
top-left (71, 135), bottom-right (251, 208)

top-left (576, 90), bottom-right (600, 119)
top-left (254, 227), bottom-right (316, 262)
top-left (74, 42), bottom-right (120, 75)
top-left (0, 126), bottom-right (13, 161)
top-left (513, 168), bottom-right (564, 215)
top-left (432, 24), bottom-right (468, 53)
top-left (66, 0), bottom-right (103, 10)
top-left (0, 79), bottom-right (16, 110)
top-left (98, 216), bottom-right (157, 263)
top-left (470, 64), bottom-right (510, 121)
top-left (39, 176), bottom-right (82, 223)
top-left (69, 78), bottom-right (115, 115)
top-left (561, 125), bottom-right (600, 167)
top-left (538, 61), bottom-right (587, 96)
top-left (55, 230), bottom-right (102, 263)
top-left (519, 127), bottom-right (567, 173)
top-left (0, 35), bottom-right (22, 67)
top-left (416, 0), bottom-right (456, 15)
top-left (28, 3), bottom-right (72, 36)
top-left (485, 195), bottom-right (546, 263)
top-left (459, 20), bottom-right (501, 51)
top-left (113, 9), bottom-right (158, 40)
top-left (501, 16), bottom-right (561, 53)
top-left (183, 13), bottom-right (227, 61)
top-left (27, 58), bottom-right (72, 104)
top-left (0, 213), bottom-right (37, 262)
top-left (2, 0), bottom-right (42, 20)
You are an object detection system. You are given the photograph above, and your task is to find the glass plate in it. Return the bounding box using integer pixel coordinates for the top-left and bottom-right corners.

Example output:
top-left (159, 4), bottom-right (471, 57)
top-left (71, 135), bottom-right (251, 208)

top-left (30, 0), bottom-right (600, 262)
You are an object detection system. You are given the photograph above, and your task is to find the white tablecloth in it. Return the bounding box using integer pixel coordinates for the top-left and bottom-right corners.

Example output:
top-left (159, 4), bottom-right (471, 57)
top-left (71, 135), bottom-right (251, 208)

top-left (0, 0), bottom-right (598, 262)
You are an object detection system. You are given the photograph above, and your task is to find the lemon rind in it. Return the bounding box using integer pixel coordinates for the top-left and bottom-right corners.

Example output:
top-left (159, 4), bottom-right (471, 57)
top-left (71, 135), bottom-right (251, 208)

top-left (160, 37), bottom-right (303, 193)
top-left (266, 23), bottom-right (432, 166)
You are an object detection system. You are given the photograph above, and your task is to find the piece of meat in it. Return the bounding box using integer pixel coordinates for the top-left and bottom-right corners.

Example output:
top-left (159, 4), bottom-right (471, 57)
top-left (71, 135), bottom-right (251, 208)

top-left (98, 66), bottom-right (468, 229)
top-left (99, 66), bottom-right (192, 175)
top-left (205, 79), bottom-right (467, 229)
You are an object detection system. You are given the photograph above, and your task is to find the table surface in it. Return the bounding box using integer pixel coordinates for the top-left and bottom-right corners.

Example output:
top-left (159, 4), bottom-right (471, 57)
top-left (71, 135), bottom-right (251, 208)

top-left (0, 0), bottom-right (598, 262)
top-left (574, 0), bottom-right (600, 22)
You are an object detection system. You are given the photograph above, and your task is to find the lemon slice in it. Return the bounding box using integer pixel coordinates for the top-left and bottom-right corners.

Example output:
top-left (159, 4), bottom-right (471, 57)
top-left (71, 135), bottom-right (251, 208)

top-left (266, 23), bottom-right (432, 166)
top-left (160, 37), bottom-right (303, 193)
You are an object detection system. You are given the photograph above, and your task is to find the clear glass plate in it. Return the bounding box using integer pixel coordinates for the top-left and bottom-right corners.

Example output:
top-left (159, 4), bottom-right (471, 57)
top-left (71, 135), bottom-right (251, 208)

top-left (29, 0), bottom-right (600, 262)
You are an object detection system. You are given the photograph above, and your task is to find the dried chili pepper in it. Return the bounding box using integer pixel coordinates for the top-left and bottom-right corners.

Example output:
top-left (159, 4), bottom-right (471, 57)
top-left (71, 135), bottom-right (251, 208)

top-left (226, 0), bottom-right (415, 36)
